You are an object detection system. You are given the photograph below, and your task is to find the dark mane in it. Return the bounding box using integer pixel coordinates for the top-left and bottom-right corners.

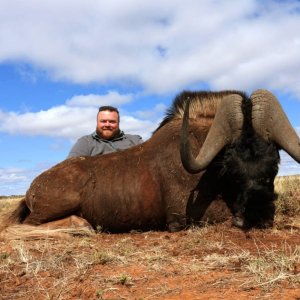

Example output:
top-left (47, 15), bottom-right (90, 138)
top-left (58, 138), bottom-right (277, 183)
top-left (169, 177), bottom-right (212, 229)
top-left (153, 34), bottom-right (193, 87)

top-left (154, 90), bottom-right (247, 133)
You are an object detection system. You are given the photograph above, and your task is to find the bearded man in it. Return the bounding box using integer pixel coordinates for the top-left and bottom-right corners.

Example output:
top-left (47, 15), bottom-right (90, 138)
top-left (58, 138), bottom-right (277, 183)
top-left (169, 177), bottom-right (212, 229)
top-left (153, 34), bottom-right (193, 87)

top-left (68, 106), bottom-right (143, 158)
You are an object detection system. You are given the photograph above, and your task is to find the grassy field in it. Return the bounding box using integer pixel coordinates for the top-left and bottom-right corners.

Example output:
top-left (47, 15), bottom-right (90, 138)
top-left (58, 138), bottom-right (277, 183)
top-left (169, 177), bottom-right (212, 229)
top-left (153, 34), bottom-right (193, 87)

top-left (0, 175), bottom-right (299, 299)
top-left (274, 175), bottom-right (300, 228)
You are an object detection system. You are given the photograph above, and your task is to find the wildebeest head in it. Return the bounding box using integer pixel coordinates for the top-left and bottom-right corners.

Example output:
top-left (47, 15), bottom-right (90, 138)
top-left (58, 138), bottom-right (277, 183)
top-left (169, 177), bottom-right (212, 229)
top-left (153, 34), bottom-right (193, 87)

top-left (181, 89), bottom-right (300, 229)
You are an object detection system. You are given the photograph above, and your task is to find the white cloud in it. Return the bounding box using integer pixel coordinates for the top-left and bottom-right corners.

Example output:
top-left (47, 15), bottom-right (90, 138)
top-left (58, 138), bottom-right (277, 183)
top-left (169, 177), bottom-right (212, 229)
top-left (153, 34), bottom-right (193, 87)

top-left (66, 91), bottom-right (134, 107)
top-left (1, 1), bottom-right (300, 97)
top-left (136, 103), bottom-right (167, 120)
top-left (0, 91), bottom-right (160, 140)
top-left (120, 116), bottom-right (157, 140)
top-left (0, 106), bottom-right (95, 139)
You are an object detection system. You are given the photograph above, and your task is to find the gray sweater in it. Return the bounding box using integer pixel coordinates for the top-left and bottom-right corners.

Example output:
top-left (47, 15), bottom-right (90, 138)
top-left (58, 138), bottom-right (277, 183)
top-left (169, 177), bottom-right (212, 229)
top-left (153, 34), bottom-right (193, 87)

top-left (68, 131), bottom-right (143, 158)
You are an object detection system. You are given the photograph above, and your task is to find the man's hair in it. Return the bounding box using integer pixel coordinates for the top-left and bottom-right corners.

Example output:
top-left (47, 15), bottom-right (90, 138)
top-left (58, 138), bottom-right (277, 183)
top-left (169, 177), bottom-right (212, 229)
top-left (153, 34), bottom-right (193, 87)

top-left (99, 106), bottom-right (119, 114)
top-left (98, 106), bottom-right (120, 119)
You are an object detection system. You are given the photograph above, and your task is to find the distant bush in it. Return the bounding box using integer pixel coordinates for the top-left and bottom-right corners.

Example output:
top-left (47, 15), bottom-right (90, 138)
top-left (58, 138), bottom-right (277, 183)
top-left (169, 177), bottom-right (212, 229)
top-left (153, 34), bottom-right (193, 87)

top-left (0, 195), bottom-right (24, 200)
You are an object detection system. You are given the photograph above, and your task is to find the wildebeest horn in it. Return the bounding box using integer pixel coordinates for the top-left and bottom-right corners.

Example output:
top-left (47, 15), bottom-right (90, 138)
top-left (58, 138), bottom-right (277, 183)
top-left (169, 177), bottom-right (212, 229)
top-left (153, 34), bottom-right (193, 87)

top-left (251, 89), bottom-right (300, 163)
top-left (180, 94), bottom-right (244, 173)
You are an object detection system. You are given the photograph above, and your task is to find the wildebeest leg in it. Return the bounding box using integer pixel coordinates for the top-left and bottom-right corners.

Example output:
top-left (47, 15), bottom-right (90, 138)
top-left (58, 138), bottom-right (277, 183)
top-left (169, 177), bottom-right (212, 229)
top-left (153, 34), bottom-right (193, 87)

top-left (22, 202), bottom-right (81, 225)
top-left (167, 215), bottom-right (186, 232)
top-left (38, 215), bottom-right (94, 231)
top-left (186, 168), bottom-right (220, 225)
top-left (165, 190), bottom-right (190, 232)
top-left (165, 170), bottom-right (220, 232)
top-left (1, 216), bottom-right (95, 240)
top-left (166, 213), bottom-right (185, 232)
top-left (22, 190), bottom-right (83, 225)
top-left (23, 205), bottom-right (81, 226)
top-left (186, 190), bottom-right (214, 224)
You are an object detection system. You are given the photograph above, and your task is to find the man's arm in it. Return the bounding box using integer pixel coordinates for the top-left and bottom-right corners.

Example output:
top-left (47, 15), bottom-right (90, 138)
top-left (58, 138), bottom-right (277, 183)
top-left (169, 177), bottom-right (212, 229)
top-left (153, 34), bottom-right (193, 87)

top-left (67, 136), bottom-right (91, 158)
top-left (127, 134), bottom-right (144, 146)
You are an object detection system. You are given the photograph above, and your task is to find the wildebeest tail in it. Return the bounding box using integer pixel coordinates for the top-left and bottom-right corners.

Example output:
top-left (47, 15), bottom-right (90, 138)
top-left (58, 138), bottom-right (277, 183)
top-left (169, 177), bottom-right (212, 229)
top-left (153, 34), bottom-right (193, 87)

top-left (0, 199), bottom-right (29, 233)
top-left (8, 199), bottom-right (30, 224)
top-left (0, 199), bottom-right (30, 233)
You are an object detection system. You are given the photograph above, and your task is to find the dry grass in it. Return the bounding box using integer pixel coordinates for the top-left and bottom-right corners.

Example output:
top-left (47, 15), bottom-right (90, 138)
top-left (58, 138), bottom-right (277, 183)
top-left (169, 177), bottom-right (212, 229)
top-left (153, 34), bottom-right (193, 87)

top-left (0, 175), bottom-right (299, 299)
top-left (0, 196), bottom-right (23, 215)
top-left (275, 175), bottom-right (300, 214)
top-left (274, 175), bottom-right (300, 229)
top-left (0, 226), bottom-right (299, 299)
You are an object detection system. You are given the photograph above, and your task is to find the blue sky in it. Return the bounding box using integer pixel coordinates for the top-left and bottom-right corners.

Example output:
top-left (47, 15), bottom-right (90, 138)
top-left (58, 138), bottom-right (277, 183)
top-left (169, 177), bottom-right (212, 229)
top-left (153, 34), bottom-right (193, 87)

top-left (0, 0), bottom-right (300, 196)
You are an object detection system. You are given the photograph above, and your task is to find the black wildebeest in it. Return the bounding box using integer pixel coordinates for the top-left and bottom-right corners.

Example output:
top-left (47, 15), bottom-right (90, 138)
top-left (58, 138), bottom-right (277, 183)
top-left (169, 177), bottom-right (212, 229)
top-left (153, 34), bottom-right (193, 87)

top-left (180, 89), bottom-right (300, 228)
top-left (3, 89), bottom-right (300, 233)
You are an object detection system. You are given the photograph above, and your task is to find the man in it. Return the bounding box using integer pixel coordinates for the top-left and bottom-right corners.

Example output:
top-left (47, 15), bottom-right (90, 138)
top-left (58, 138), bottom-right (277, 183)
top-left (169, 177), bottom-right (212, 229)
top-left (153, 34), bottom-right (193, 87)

top-left (68, 106), bottom-right (143, 158)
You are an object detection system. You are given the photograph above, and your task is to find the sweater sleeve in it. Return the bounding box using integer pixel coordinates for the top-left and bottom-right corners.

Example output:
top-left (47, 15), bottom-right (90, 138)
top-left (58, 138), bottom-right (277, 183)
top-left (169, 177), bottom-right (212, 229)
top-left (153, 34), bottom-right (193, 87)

top-left (128, 134), bottom-right (144, 145)
top-left (67, 136), bottom-right (91, 158)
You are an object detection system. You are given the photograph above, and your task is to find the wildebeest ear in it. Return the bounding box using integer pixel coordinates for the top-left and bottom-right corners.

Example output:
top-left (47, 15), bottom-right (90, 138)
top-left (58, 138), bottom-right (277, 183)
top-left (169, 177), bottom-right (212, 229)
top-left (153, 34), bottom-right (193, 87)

top-left (180, 94), bottom-right (244, 173)
top-left (251, 89), bottom-right (300, 163)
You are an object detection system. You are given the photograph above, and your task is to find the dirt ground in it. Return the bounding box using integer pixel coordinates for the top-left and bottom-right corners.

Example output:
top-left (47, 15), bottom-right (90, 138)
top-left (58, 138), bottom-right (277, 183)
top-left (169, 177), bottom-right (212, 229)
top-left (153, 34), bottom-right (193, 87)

top-left (0, 219), bottom-right (299, 300)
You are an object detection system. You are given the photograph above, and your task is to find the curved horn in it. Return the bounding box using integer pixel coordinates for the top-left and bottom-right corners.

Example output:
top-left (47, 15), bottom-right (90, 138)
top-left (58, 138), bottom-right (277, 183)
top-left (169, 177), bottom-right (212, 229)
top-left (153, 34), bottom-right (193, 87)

top-left (251, 89), bottom-right (300, 163)
top-left (180, 94), bottom-right (244, 173)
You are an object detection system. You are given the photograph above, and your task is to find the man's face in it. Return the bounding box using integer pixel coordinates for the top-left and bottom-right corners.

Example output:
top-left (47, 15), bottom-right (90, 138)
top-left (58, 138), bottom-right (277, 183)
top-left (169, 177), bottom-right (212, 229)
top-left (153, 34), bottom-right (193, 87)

top-left (96, 110), bottom-right (120, 140)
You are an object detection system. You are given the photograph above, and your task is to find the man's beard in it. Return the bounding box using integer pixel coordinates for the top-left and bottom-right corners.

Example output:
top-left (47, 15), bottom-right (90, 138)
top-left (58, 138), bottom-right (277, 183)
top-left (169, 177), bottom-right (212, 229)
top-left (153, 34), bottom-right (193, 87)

top-left (98, 128), bottom-right (120, 140)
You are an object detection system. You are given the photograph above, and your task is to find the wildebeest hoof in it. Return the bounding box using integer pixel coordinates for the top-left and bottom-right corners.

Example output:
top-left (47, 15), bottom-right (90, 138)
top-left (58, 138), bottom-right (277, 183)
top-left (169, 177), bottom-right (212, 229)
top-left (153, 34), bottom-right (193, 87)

top-left (232, 216), bottom-right (244, 228)
top-left (168, 222), bottom-right (183, 232)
